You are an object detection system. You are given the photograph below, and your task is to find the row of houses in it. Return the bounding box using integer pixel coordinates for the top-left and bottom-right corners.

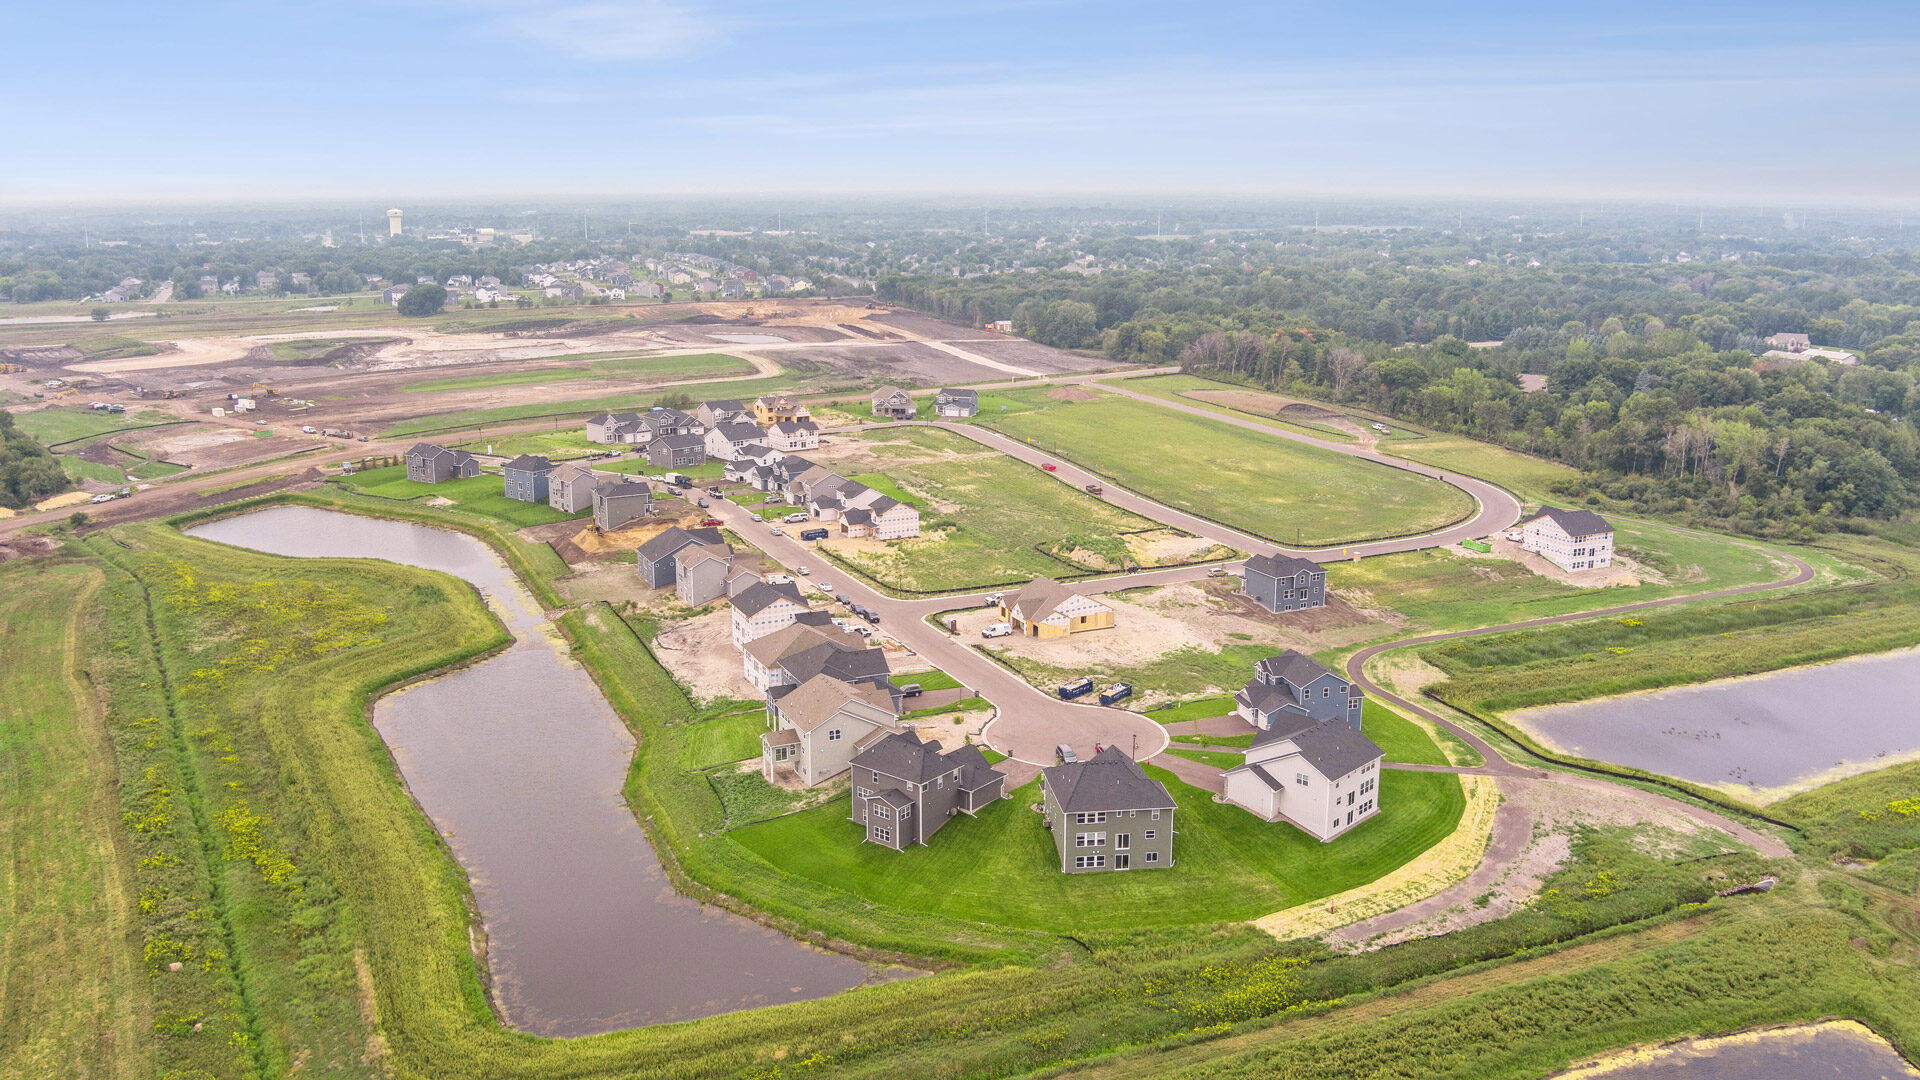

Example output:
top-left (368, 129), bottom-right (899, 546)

top-left (403, 443), bottom-right (660, 531)
top-left (870, 385), bottom-right (980, 420)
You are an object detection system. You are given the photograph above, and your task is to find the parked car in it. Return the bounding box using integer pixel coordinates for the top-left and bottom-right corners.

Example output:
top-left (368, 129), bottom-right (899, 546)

top-left (358, 436), bottom-right (370, 442)
top-left (1056, 744), bottom-right (1079, 764)
top-left (899, 683), bottom-right (923, 698)
top-left (695, 497), bottom-right (709, 507)
top-left (864, 611), bottom-right (880, 625)
top-left (1042, 463), bottom-right (1057, 471)
top-left (1207, 565), bottom-right (1229, 577)
top-left (301, 425), bottom-right (318, 434)
top-left (90, 493), bottom-right (116, 504)
top-left (795, 565), bottom-right (810, 575)
top-left (981, 621), bottom-right (1013, 638)
top-left (799, 527), bottom-right (829, 541)
top-left (1083, 483), bottom-right (1103, 495)
top-left (764, 573), bottom-right (794, 585)
top-left (853, 625), bottom-right (874, 638)
top-left (1058, 677), bottom-right (1095, 700)
top-left (1098, 682), bottom-right (1133, 705)
top-left (816, 582), bottom-right (835, 592)
top-left (783, 512), bottom-right (809, 523)
top-left (770, 526), bottom-right (785, 536)
top-left (1506, 530), bottom-right (1524, 542)
top-left (983, 592), bottom-right (1004, 606)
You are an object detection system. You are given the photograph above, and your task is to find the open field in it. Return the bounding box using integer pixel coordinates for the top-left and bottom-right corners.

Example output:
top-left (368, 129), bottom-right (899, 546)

top-left (11, 405), bottom-right (181, 447)
top-left (819, 427), bottom-right (1227, 593)
top-left (1112, 374), bottom-right (1364, 442)
top-left (732, 767), bottom-right (1468, 930)
top-left (378, 373), bottom-right (800, 437)
top-left (979, 387), bottom-right (1473, 546)
top-left (334, 464), bottom-right (584, 527)
top-left (403, 351), bottom-right (752, 393)
top-left (1379, 433), bottom-right (1580, 504)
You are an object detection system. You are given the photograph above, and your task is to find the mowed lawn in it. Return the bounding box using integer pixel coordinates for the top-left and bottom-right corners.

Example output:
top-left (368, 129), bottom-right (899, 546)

top-left (731, 766), bottom-right (1466, 930)
top-left (1382, 434), bottom-right (1579, 505)
top-left (825, 427), bottom-right (1200, 592)
top-left (982, 389), bottom-right (1473, 546)
top-left (340, 465), bottom-right (583, 527)
top-left (12, 405), bottom-right (179, 447)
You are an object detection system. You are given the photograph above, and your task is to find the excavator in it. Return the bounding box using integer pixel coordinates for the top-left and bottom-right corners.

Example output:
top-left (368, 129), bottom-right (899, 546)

top-left (250, 381), bottom-right (279, 397)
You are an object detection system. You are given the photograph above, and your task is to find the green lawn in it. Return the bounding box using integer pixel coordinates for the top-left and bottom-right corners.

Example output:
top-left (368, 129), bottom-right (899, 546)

top-left (340, 465), bottom-right (584, 527)
top-left (979, 388), bottom-right (1473, 547)
top-left (1360, 700), bottom-right (1450, 766)
top-left (1147, 695), bottom-right (1237, 723)
top-left (450, 430), bottom-right (617, 460)
top-left (824, 428), bottom-right (1232, 593)
top-left (404, 352), bottom-right (751, 394)
top-left (848, 472), bottom-right (925, 508)
top-left (380, 373), bottom-right (799, 437)
top-left (1114, 374), bottom-right (1362, 442)
top-left (1172, 733), bottom-right (1254, 748)
top-left (731, 767), bottom-right (1466, 930)
top-left (12, 406), bottom-right (180, 447)
top-left (1381, 434), bottom-right (1579, 504)
top-left (681, 710), bottom-right (767, 769)
top-left (1166, 747), bottom-right (1244, 768)
top-left (992, 642), bottom-right (1277, 703)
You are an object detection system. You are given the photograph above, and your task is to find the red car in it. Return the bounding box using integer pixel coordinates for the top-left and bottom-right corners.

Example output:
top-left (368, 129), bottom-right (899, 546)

top-left (1042, 463), bottom-right (1057, 472)
top-left (700, 518), bottom-right (723, 527)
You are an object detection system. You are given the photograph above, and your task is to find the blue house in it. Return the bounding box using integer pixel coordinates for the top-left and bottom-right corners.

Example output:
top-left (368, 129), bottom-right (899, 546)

top-left (1242, 553), bottom-right (1327, 613)
top-left (501, 454), bottom-right (557, 503)
top-left (1234, 650), bottom-right (1362, 732)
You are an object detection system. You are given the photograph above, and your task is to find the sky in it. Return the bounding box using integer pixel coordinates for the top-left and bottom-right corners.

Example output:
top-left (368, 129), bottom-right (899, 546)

top-left (9, 1), bottom-right (1920, 205)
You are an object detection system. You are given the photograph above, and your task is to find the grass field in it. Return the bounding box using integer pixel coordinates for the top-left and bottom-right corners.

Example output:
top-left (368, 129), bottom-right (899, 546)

top-left (337, 464), bottom-right (584, 526)
top-left (1381, 434), bottom-right (1580, 504)
top-left (380, 373), bottom-right (800, 437)
top-left (1113, 374), bottom-right (1363, 442)
top-left (824, 428), bottom-right (1232, 593)
top-left (404, 352), bottom-right (752, 393)
top-left (979, 388), bottom-right (1473, 546)
top-left (992, 641), bottom-right (1279, 703)
top-left (732, 766), bottom-right (1466, 930)
top-left (450, 429), bottom-right (619, 459)
top-left (11, 405), bottom-right (180, 447)
top-left (682, 709), bottom-right (768, 768)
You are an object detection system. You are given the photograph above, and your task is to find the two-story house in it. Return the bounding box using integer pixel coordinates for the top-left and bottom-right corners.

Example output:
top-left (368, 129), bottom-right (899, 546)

top-left (870, 385), bottom-right (917, 420)
top-left (405, 443), bottom-right (480, 484)
top-left (760, 675), bottom-right (899, 786)
top-left (1241, 553), bottom-right (1327, 613)
top-left (585, 412), bottom-right (647, 445)
top-left (934, 387), bottom-right (979, 418)
top-left (695, 399), bottom-right (749, 428)
top-left (547, 464), bottom-right (599, 513)
top-left (592, 481), bottom-right (654, 531)
top-left (1234, 650), bottom-right (1363, 732)
top-left (740, 622), bottom-right (879, 692)
top-left (646, 433), bottom-right (708, 469)
top-left (850, 732), bottom-right (1006, 850)
top-left (1520, 507), bottom-right (1614, 572)
top-left (763, 420), bottom-right (820, 452)
top-left (671, 541), bottom-right (735, 606)
top-left (500, 454), bottom-right (556, 503)
top-left (730, 579), bottom-right (811, 647)
top-left (636, 525), bottom-right (727, 588)
top-left (703, 421), bottom-right (767, 461)
top-left (1000, 577), bottom-right (1115, 638)
top-left (1222, 722), bottom-right (1383, 841)
top-left (1039, 748), bottom-right (1176, 872)
top-left (838, 495), bottom-right (922, 540)
top-left (752, 394), bottom-right (811, 426)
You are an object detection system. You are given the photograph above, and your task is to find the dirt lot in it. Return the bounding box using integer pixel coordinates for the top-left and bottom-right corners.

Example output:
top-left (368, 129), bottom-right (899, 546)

top-left (1458, 535), bottom-right (1649, 588)
top-left (653, 610), bottom-right (760, 704)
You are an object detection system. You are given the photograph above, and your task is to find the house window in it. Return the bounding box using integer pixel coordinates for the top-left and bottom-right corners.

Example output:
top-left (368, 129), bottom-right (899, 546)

top-left (1116, 833), bottom-right (1130, 849)
top-left (1296, 773), bottom-right (1310, 786)
top-left (1145, 830), bottom-right (1156, 840)
top-left (873, 826), bottom-right (892, 843)
top-left (1283, 589), bottom-right (1293, 599)
top-left (1346, 811), bottom-right (1354, 825)
top-left (1075, 833), bottom-right (1106, 847)
top-left (827, 729), bottom-right (841, 741)
top-left (1074, 812), bottom-right (1107, 825)
top-left (1150, 809), bottom-right (1161, 820)
top-left (1347, 792), bottom-right (1356, 806)
top-left (1361, 801), bottom-right (1374, 814)
top-left (856, 787), bottom-right (871, 798)
top-left (872, 805), bottom-right (890, 820)
top-left (1074, 854), bottom-right (1106, 869)
top-left (1322, 686), bottom-right (1330, 698)
top-left (1361, 778), bottom-right (1375, 795)
top-left (1145, 851), bottom-right (1159, 864)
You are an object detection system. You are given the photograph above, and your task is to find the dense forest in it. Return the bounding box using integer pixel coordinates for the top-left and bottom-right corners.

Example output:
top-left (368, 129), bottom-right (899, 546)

top-left (0, 411), bottom-right (70, 510)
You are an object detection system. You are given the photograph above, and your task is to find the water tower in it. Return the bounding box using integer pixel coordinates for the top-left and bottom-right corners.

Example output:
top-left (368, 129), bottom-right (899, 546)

top-left (387, 208), bottom-right (403, 237)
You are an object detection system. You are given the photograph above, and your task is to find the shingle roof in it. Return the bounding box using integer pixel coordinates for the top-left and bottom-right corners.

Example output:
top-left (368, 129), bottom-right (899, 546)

top-left (1254, 650), bottom-right (1340, 690)
top-left (1290, 723), bottom-right (1383, 780)
top-left (741, 623), bottom-right (846, 667)
top-left (1521, 505), bottom-right (1613, 538)
top-left (731, 579), bottom-right (807, 616)
top-left (937, 387), bottom-right (978, 403)
top-left (715, 421), bottom-right (763, 442)
top-left (871, 385), bottom-right (910, 403)
top-left (501, 454), bottom-right (555, 473)
top-left (1042, 746), bottom-right (1175, 814)
top-left (776, 674), bottom-right (896, 731)
top-left (779, 640), bottom-right (889, 685)
top-left (1008, 577), bottom-right (1101, 624)
top-left (598, 482), bottom-right (652, 502)
top-left (771, 420), bottom-right (817, 434)
top-left (841, 508), bottom-right (873, 526)
top-left (1243, 553), bottom-right (1322, 579)
top-left (651, 433), bottom-right (706, 451)
top-left (850, 731), bottom-right (953, 784)
top-left (548, 463), bottom-right (597, 485)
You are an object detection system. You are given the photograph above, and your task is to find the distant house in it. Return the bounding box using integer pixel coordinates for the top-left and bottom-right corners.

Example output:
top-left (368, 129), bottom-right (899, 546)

top-left (934, 388), bottom-right (979, 418)
top-left (1000, 577), bottom-right (1114, 638)
top-left (1762, 346), bottom-right (1859, 366)
top-left (592, 481), bottom-right (654, 531)
top-left (1235, 650), bottom-right (1362, 732)
top-left (840, 496), bottom-right (920, 541)
top-left (545, 283), bottom-right (585, 301)
top-left (672, 539), bottom-right (735, 606)
top-left (752, 395), bottom-right (811, 426)
top-left (722, 444), bottom-right (785, 483)
top-left (636, 525), bottom-right (727, 589)
top-left (703, 421), bottom-right (767, 461)
top-left (741, 622), bottom-right (880, 692)
top-left (760, 674), bottom-right (901, 787)
top-left (1222, 721), bottom-right (1383, 841)
top-left (730, 579), bottom-right (811, 647)
top-left (1241, 553), bottom-right (1327, 613)
top-left (500, 454), bottom-right (556, 503)
top-left (383, 284), bottom-right (412, 306)
top-left (763, 420), bottom-right (820, 452)
top-left (850, 732), bottom-right (1006, 850)
top-left (639, 409), bottom-right (703, 441)
top-left (585, 411), bottom-right (647, 445)
top-left (1519, 506), bottom-right (1613, 573)
top-left (871, 385), bottom-right (917, 420)
top-left (1039, 747), bottom-right (1175, 872)
top-left (647, 433), bottom-right (708, 469)
top-left (695, 399), bottom-right (749, 428)
top-left (1765, 332), bottom-right (1811, 353)
top-left (405, 443), bottom-right (480, 484)
top-left (632, 281), bottom-right (665, 299)
top-left (547, 463), bottom-right (599, 513)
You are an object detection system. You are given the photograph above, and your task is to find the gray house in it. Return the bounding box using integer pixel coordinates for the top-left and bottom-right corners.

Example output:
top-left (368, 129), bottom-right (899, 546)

top-left (647, 433), bottom-right (707, 468)
top-left (850, 732), bottom-right (1006, 851)
top-left (593, 481), bottom-right (654, 531)
top-left (871, 385), bottom-right (917, 420)
top-left (636, 525), bottom-right (726, 588)
top-left (585, 412), bottom-right (646, 445)
top-left (1039, 747), bottom-right (1176, 872)
top-left (1242, 553), bottom-right (1327, 613)
top-left (695, 399), bottom-right (748, 428)
top-left (501, 454), bottom-right (556, 503)
top-left (1234, 650), bottom-right (1362, 732)
top-left (672, 541), bottom-right (735, 606)
top-left (547, 464), bottom-right (599, 513)
top-left (405, 443), bottom-right (481, 484)
top-left (934, 388), bottom-right (979, 417)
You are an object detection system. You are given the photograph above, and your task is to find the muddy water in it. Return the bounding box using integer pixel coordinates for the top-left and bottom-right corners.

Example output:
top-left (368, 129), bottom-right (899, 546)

top-left (1551, 1022), bottom-right (1917, 1078)
top-left (186, 506), bottom-right (882, 1036)
top-left (1509, 649), bottom-right (1920, 799)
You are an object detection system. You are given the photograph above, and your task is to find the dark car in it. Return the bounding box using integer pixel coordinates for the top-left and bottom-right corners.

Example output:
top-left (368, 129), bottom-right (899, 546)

top-left (799, 527), bottom-right (829, 541)
top-left (898, 683), bottom-right (922, 698)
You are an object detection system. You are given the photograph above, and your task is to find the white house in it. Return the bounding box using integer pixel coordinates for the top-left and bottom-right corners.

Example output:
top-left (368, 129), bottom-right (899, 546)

top-left (1519, 506), bottom-right (1614, 572)
top-left (730, 580), bottom-right (812, 648)
top-left (1221, 721), bottom-right (1384, 841)
top-left (759, 675), bottom-right (900, 787)
top-left (703, 421), bottom-right (766, 462)
top-left (764, 420), bottom-right (820, 452)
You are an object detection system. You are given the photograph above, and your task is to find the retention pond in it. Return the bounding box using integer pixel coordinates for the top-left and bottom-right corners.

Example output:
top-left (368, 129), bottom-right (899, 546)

top-left (1551, 1021), bottom-right (1917, 1078)
top-left (1509, 649), bottom-right (1920, 801)
top-left (187, 505), bottom-right (882, 1036)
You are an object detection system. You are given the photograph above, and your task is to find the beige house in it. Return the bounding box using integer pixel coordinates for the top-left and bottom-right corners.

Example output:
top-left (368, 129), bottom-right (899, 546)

top-left (1000, 577), bottom-right (1115, 638)
top-left (546, 463), bottom-right (600, 513)
top-left (1222, 721), bottom-right (1383, 842)
top-left (760, 675), bottom-right (900, 787)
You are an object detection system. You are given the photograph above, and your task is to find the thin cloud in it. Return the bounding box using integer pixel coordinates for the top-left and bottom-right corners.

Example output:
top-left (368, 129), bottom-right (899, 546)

top-left (485, 1), bottom-right (721, 60)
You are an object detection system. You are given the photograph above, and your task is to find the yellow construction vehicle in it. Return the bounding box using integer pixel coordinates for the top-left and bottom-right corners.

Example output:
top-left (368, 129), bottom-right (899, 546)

top-left (250, 381), bottom-right (278, 397)
top-left (0, 362), bottom-right (22, 375)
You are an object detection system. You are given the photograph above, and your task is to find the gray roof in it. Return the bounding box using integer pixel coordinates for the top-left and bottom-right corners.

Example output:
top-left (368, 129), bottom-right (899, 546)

top-left (636, 525), bottom-right (722, 564)
top-left (1237, 680), bottom-right (1310, 719)
top-left (699, 398), bottom-right (744, 412)
top-left (1244, 553), bottom-right (1322, 579)
top-left (937, 387), bottom-right (978, 403)
top-left (779, 641), bottom-right (890, 685)
top-left (1042, 746), bottom-right (1175, 814)
top-left (501, 454), bottom-right (555, 474)
top-left (651, 433), bottom-right (706, 451)
top-left (770, 420), bottom-right (817, 434)
top-left (1290, 722), bottom-right (1383, 779)
top-left (598, 481), bottom-right (652, 502)
top-left (841, 508), bottom-right (873, 525)
top-left (1522, 505), bottom-right (1613, 538)
top-left (715, 421), bottom-right (763, 442)
top-left (1254, 650), bottom-right (1344, 691)
top-left (851, 731), bottom-right (954, 785)
top-left (731, 579), bottom-right (806, 616)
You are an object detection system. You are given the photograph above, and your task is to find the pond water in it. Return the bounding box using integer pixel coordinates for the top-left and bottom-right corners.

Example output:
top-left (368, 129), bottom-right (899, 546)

top-left (708, 333), bottom-right (788, 344)
top-left (1551, 1022), bottom-right (1917, 1078)
top-left (186, 506), bottom-right (883, 1036)
top-left (1509, 649), bottom-right (1920, 800)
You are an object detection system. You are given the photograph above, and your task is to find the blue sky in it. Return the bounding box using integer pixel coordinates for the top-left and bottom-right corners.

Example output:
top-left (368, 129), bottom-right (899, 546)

top-left (10, 1), bottom-right (1919, 203)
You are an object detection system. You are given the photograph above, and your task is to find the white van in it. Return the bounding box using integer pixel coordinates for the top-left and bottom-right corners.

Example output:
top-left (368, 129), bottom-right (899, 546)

top-left (981, 622), bottom-right (1014, 638)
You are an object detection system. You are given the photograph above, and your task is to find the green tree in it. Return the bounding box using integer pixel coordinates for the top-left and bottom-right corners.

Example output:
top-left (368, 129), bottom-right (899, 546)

top-left (90, 307), bottom-right (110, 322)
top-left (396, 283), bottom-right (447, 318)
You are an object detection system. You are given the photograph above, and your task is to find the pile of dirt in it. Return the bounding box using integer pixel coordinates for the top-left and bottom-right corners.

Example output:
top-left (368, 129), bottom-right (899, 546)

top-left (0, 536), bottom-right (57, 563)
top-left (1047, 385), bottom-right (1100, 402)
top-left (1278, 402), bottom-right (1346, 422)
top-left (0, 345), bottom-right (85, 367)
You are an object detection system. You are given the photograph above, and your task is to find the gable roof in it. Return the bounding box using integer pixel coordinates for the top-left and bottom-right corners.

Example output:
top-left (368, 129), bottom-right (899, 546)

top-left (1042, 746), bottom-right (1175, 813)
top-left (698, 398), bottom-right (745, 412)
top-left (1289, 722), bottom-right (1384, 779)
top-left (741, 623), bottom-right (846, 667)
top-left (651, 432), bottom-right (706, 451)
top-left (1521, 505), bottom-right (1613, 537)
top-left (714, 421), bottom-right (763, 442)
top-left (849, 731), bottom-right (953, 784)
top-left (1254, 650), bottom-right (1343, 690)
top-left (731, 579), bottom-right (807, 616)
top-left (841, 508), bottom-right (873, 525)
top-left (1244, 552), bottom-right (1322, 579)
top-left (501, 454), bottom-right (556, 473)
top-left (936, 387), bottom-right (978, 403)
top-left (780, 640), bottom-right (890, 685)
top-left (548, 463), bottom-right (597, 485)
top-left (871, 384), bottom-right (911, 403)
top-left (1007, 576), bottom-right (1102, 624)
top-left (597, 481), bottom-right (652, 502)
top-left (777, 674), bottom-right (896, 731)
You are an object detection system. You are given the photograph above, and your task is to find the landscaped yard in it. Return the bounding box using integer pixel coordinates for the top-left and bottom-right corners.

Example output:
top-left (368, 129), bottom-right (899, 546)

top-left (978, 388), bottom-right (1473, 546)
top-left (822, 427), bottom-right (1234, 593)
top-left (338, 465), bottom-right (585, 527)
top-left (730, 766), bottom-right (1467, 930)
top-left (680, 710), bottom-right (767, 769)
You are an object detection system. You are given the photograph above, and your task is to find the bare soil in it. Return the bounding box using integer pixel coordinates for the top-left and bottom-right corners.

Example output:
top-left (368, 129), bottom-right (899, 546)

top-left (1046, 385), bottom-right (1100, 402)
top-left (654, 610), bottom-right (760, 704)
top-left (1460, 535), bottom-right (1649, 588)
